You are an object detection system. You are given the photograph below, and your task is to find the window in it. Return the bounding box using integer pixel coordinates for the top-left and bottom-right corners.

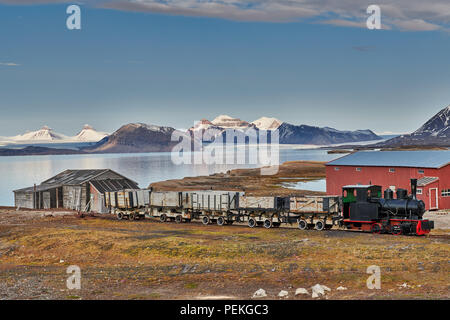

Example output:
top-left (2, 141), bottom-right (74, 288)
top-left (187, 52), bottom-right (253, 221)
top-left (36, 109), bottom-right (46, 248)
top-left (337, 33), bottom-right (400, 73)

top-left (417, 188), bottom-right (423, 195)
top-left (356, 167), bottom-right (361, 172)
top-left (418, 170), bottom-right (424, 174)
top-left (389, 168), bottom-right (395, 173)
top-left (442, 189), bottom-right (450, 197)
top-left (334, 167), bottom-right (340, 171)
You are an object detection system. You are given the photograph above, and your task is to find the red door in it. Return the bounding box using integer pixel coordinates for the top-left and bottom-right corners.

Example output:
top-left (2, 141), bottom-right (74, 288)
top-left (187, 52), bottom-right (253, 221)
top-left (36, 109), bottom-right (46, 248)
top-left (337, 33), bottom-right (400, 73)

top-left (429, 188), bottom-right (438, 210)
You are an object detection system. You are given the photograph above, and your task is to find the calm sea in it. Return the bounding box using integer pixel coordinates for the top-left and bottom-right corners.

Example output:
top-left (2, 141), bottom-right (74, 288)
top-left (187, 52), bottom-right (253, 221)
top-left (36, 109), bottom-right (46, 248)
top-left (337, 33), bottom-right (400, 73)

top-left (0, 147), bottom-right (344, 206)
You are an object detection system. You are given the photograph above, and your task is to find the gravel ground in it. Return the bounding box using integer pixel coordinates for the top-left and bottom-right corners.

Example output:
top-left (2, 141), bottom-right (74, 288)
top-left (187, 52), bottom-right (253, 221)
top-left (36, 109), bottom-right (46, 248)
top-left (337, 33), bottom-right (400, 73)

top-left (0, 209), bottom-right (448, 300)
top-left (423, 211), bottom-right (450, 229)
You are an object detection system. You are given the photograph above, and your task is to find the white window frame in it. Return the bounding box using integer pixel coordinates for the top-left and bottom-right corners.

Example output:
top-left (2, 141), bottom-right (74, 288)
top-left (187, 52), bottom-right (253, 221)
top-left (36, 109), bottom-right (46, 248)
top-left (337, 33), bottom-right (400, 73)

top-left (356, 167), bottom-right (361, 172)
top-left (389, 168), bottom-right (395, 173)
top-left (334, 167), bottom-right (340, 171)
top-left (418, 169), bottom-right (424, 174)
top-left (441, 189), bottom-right (450, 197)
top-left (429, 188), bottom-right (438, 209)
top-left (417, 188), bottom-right (423, 195)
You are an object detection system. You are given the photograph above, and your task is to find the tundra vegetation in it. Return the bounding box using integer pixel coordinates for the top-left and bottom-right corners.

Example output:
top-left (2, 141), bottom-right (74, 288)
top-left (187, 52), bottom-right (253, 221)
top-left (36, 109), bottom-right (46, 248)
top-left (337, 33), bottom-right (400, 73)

top-left (0, 208), bottom-right (448, 300)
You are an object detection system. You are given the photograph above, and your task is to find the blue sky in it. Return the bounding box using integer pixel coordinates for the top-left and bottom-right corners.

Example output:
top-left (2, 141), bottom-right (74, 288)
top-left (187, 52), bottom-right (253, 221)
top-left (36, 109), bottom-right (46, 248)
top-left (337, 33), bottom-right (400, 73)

top-left (0, 1), bottom-right (450, 136)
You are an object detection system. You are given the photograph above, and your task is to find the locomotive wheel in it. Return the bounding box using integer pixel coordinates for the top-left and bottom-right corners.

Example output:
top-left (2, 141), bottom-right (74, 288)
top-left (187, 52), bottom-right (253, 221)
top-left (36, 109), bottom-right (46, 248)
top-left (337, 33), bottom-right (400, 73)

top-left (129, 212), bottom-right (135, 221)
top-left (392, 225), bottom-right (402, 235)
top-left (263, 219), bottom-right (272, 229)
top-left (272, 222), bottom-right (281, 228)
top-left (298, 219), bottom-right (308, 230)
top-left (175, 215), bottom-right (183, 223)
top-left (248, 218), bottom-right (257, 228)
top-left (315, 220), bottom-right (325, 231)
top-left (217, 217), bottom-right (225, 226)
top-left (117, 212), bottom-right (124, 221)
top-left (371, 223), bottom-right (382, 234)
top-left (159, 214), bottom-right (167, 223)
top-left (202, 216), bottom-right (210, 225)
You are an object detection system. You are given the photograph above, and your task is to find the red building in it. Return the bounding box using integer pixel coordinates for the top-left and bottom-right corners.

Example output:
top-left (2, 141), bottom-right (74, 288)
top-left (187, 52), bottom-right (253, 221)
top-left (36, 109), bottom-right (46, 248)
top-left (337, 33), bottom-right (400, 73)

top-left (326, 150), bottom-right (450, 211)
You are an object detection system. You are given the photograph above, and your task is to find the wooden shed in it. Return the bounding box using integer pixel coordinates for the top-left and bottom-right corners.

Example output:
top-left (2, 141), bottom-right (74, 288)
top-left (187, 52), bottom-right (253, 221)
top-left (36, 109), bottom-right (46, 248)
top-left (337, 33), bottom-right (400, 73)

top-left (13, 169), bottom-right (139, 212)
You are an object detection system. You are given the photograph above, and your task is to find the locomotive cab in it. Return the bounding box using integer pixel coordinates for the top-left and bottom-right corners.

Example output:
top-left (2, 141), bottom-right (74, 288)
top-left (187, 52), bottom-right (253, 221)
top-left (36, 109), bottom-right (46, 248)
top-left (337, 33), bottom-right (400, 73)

top-left (342, 185), bottom-right (382, 221)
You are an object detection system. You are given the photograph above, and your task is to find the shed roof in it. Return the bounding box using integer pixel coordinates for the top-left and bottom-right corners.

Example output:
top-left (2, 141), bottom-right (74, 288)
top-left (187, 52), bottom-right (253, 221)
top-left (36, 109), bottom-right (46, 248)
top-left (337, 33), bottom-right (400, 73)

top-left (417, 177), bottom-right (439, 186)
top-left (41, 169), bottom-right (137, 185)
top-left (90, 179), bottom-right (139, 193)
top-left (326, 150), bottom-right (450, 168)
top-left (13, 169), bottom-right (138, 193)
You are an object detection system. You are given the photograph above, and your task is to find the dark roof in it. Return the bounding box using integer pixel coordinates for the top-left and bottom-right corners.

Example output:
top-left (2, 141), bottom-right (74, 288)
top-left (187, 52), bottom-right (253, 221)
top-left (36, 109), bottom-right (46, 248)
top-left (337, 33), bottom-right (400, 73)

top-left (41, 169), bottom-right (134, 185)
top-left (327, 150), bottom-right (450, 169)
top-left (13, 169), bottom-right (138, 193)
top-left (417, 177), bottom-right (439, 186)
top-left (14, 185), bottom-right (55, 193)
top-left (90, 179), bottom-right (139, 193)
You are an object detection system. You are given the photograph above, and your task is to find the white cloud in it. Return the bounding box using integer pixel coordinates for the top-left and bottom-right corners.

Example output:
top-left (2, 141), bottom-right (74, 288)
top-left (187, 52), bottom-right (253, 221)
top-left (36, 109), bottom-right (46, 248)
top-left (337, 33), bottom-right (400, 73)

top-left (98, 0), bottom-right (450, 31)
top-left (0, 0), bottom-right (449, 31)
top-left (0, 62), bottom-right (20, 66)
top-left (394, 19), bottom-right (441, 31)
top-left (319, 19), bottom-right (366, 29)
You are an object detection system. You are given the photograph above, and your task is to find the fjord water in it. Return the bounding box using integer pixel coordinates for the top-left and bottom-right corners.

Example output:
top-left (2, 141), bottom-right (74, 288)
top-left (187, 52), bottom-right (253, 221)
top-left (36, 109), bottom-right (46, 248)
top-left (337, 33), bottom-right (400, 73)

top-left (0, 148), bottom-right (344, 206)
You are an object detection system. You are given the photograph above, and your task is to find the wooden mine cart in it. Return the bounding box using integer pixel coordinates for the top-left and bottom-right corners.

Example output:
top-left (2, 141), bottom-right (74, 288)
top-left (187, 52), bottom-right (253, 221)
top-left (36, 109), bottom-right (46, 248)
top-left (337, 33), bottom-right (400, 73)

top-left (106, 189), bottom-right (149, 220)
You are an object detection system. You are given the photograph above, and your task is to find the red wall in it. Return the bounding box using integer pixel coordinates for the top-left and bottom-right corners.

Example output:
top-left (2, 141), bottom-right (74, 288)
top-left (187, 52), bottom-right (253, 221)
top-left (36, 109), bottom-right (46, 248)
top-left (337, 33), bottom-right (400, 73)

top-left (438, 164), bottom-right (450, 210)
top-left (326, 164), bottom-right (449, 210)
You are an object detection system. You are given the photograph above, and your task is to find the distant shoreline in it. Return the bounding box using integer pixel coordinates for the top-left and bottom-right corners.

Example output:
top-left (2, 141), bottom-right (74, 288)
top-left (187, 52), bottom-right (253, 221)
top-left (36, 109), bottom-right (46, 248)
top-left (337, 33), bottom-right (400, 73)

top-left (0, 143), bottom-right (448, 157)
top-left (150, 160), bottom-right (327, 197)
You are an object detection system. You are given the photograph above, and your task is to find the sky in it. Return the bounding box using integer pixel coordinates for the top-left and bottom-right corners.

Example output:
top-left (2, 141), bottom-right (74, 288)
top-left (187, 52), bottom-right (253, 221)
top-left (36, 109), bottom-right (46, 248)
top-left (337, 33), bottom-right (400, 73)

top-left (1, 1), bottom-right (450, 136)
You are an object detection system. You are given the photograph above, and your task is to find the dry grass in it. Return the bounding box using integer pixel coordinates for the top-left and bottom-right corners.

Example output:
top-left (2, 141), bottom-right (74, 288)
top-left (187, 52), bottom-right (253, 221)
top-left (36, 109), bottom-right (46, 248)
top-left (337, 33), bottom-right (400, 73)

top-left (0, 209), bottom-right (448, 300)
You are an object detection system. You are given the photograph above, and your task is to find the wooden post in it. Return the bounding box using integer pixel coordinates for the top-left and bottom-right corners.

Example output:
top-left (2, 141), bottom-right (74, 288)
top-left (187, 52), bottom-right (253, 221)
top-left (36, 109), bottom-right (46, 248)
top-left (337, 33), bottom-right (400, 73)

top-left (56, 187), bottom-right (59, 208)
top-left (33, 184), bottom-right (36, 209)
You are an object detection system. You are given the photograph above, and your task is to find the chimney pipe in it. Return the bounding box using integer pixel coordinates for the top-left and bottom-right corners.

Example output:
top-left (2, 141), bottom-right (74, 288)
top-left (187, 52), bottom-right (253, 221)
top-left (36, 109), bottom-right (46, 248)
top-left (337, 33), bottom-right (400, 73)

top-left (411, 178), bottom-right (418, 200)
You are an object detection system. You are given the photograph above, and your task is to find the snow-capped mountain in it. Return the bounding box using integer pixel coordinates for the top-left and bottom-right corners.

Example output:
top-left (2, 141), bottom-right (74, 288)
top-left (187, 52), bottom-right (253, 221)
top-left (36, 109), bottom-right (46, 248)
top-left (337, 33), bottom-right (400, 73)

top-left (186, 115), bottom-right (380, 145)
top-left (251, 117), bottom-right (282, 130)
top-left (187, 119), bottom-right (224, 142)
top-left (187, 116), bottom-right (256, 143)
top-left (73, 125), bottom-right (108, 142)
top-left (413, 105), bottom-right (450, 138)
top-left (85, 123), bottom-right (187, 153)
top-left (381, 105), bottom-right (450, 147)
top-left (12, 126), bottom-right (68, 142)
top-left (211, 115), bottom-right (255, 129)
top-left (277, 123), bottom-right (380, 145)
top-left (1, 125), bottom-right (108, 144)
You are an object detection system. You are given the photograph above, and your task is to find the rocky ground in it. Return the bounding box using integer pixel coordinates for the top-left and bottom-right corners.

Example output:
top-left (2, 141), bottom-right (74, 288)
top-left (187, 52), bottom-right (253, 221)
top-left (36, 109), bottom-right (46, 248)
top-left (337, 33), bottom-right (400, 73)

top-left (0, 208), bottom-right (448, 300)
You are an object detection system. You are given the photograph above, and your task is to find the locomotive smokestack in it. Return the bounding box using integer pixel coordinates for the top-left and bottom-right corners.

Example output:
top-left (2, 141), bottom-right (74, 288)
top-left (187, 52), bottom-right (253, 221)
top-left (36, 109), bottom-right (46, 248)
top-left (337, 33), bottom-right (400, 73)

top-left (411, 178), bottom-right (418, 200)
